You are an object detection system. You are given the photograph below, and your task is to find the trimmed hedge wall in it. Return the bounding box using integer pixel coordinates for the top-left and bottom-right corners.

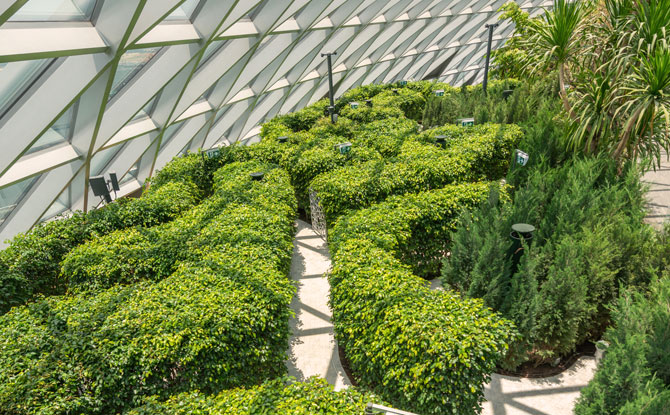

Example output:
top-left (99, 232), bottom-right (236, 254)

top-left (311, 123), bottom-right (522, 224)
top-left (0, 180), bottom-right (200, 314)
top-left (129, 377), bottom-right (381, 415)
top-left (0, 161), bottom-right (297, 414)
top-left (328, 183), bottom-right (515, 415)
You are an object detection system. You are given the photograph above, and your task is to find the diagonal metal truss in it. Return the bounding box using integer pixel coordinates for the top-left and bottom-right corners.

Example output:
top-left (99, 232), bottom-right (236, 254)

top-left (0, 0), bottom-right (549, 244)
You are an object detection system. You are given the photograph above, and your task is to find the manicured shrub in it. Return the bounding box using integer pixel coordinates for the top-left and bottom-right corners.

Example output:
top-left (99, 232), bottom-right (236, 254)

top-left (312, 124), bottom-right (522, 224)
top-left (328, 182), bottom-right (515, 415)
top-left (575, 277), bottom-right (670, 415)
top-left (329, 240), bottom-right (514, 415)
top-left (62, 162), bottom-right (294, 293)
top-left (0, 161), bottom-right (297, 414)
top-left (354, 118), bottom-right (419, 158)
top-left (330, 182), bottom-right (499, 277)
top-left (0, 181), bottom-right (200, 314)
top-left (273, 99), bottom-right (329, 132)
top-left (129, 377), bottom-right (382, 415)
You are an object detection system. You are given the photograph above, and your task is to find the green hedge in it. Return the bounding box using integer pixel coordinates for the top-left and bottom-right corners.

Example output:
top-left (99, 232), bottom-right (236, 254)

top-left (311, 123), bottom-right (522, 224)
top-left (328, 183), bottom-right (515, 415)
top-left (575, 276), bottom-right (670, 415)
top-left (0, 180), bottom-right (199, 314)
top-left (0, 161), bottom-right (297, 414)
top-left (331, 182), bottom-right (503, 277)
top-left (129, 377), bottom-right (381, 415)
top-left (62, 162), bottom-right (294, 293)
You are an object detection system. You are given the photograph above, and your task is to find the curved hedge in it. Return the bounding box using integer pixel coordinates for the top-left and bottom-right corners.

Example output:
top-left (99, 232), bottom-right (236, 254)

top-left (0, 180), bottom-right (200, 314)
top-left (328, 183), bottom-right (515, 415)
top-left (312, 124), bottom-right (522, 224)
top-left (129, 377), bottom-right (381, 415)
top-left (0, 161), bottom-right (297, 414)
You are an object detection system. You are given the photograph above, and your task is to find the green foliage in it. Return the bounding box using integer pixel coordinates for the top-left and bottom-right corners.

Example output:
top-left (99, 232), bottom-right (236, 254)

top-left (312, 124), bottom-right (522, 224)
top-left (331, 182), bottom-right (498, 277)
top-left (62, 162), bottom-right (295, 293)
top-left (129, 377), bottom-right (381, 415)
top-left (421, 78), bottom-right (558, 127)
top-left (273, 99), bottom-right (329, 132)
top-left (0, 161), bottom-right (297, 414)
top-left (443, 157), bottom-right (659, 367)
top-left (328, 182), bottom-right (515, 415)
top-left (575, 277), bottom-right (670, 415)
top-left (0, 181), bottom-right (200, 314)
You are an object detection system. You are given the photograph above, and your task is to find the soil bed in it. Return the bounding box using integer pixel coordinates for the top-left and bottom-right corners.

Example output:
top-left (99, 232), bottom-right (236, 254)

top-left (496, 341), bottom-right (596, 378)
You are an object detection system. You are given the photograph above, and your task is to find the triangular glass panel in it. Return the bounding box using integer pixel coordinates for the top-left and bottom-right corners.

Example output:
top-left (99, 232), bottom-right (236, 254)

top-left (120, 161), bottom-right (140, 186)
top-left (9, 0), bottom-right (97, 21)
top-left (108, 47), bottom-right (162, 102)
top-left (27, 104), bottom-right (76, 155)
top-left (0, 58), bottom-right (53, 120)
top-left (131, 95), bottom-right (159, 122)
top-left (0, 176), bottom-right (38, 226)
top-left (165, 0), bottom-right (202, 21)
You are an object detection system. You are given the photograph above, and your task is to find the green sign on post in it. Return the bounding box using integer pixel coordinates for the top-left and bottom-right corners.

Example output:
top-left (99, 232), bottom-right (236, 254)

top-left (458, 118), bottom-right (474, 127)
top-left (434, 89), bottom-right (445, 97)
top-left (335, 142), bottom-right (352, 155)
top-left (515, 149), bottom-right (529, 166)
top-left (399, 80), bottom-right (408, 86)
top-left (206, 148), bottom-right (220, 158)
top-left (350, 102), bottom-right (359, 109)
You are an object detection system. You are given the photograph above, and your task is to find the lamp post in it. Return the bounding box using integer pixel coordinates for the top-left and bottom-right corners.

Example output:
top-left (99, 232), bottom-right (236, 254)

top-left (321, 51), bottom-right (338, 123)
top-left (482, 23), bottom-right (498, 95)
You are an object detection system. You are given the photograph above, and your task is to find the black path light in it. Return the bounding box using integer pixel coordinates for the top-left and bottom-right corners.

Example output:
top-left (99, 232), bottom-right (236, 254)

top-left (509, 223), bottom-right (535, 274)
top-left (483, 23), bottom-right (499, 95)
top-left (321, 51), bottom-right (338, 123)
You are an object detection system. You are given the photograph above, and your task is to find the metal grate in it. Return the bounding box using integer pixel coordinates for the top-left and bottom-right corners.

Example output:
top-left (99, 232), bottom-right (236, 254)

top-left (309, 188), bottom-right (327, 240)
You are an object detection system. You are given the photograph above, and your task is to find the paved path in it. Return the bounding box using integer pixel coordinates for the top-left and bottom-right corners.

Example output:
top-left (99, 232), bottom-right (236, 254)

top-left (642, 153), bottom-right (670, 229)
top-left (427, 278), bottom-right (597, 415)
top-left (285, 220), bottom-right (351, 391)
top-left (481, 357), bottom-right (597, 415)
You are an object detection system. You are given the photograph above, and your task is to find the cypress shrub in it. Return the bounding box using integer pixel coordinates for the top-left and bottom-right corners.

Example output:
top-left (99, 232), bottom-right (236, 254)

top-left (575, 277), bottom-right (670, 415)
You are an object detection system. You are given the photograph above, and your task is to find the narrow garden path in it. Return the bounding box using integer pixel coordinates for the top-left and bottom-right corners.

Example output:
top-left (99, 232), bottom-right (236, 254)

top-left (428, 278), bottom-right (598, 415)
top-left (285, 220), bottom-right (351, 391)
top-left (642, 152), bottom-right (670, 229)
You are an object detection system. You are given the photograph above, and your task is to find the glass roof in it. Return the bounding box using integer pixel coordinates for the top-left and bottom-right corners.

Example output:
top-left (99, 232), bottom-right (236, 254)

top-left (9, 0), bottom-right (98, 22)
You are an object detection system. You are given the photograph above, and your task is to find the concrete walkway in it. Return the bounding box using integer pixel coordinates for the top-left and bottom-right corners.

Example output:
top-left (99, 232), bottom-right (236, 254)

top-left (285, 220), bottom-right (351, 391)
top-left (642, 152), bottom-right (670, 229)
top-left (427, 277), bottom-right (597, 415)
top-left (481, 357), bottom-right (597, 415)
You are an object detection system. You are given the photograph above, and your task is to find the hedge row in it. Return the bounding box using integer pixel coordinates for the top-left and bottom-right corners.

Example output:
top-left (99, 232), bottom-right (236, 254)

top-left (0, 179), bottom-right (200, 314)
top-left (311, 123), bottom-right (522, 224)
top-left (328, 183), bottom-right (515, 415)
top-left (575, 276), bottom-right (670, 415)
top-left (226, 110), bottom-right (419, 210)
top-left (443, 157), bottom-right (660, 368)
top-left (129, 377), bottom-right (381, 415)
top-left (0, 161), bottom-right (297, 414)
